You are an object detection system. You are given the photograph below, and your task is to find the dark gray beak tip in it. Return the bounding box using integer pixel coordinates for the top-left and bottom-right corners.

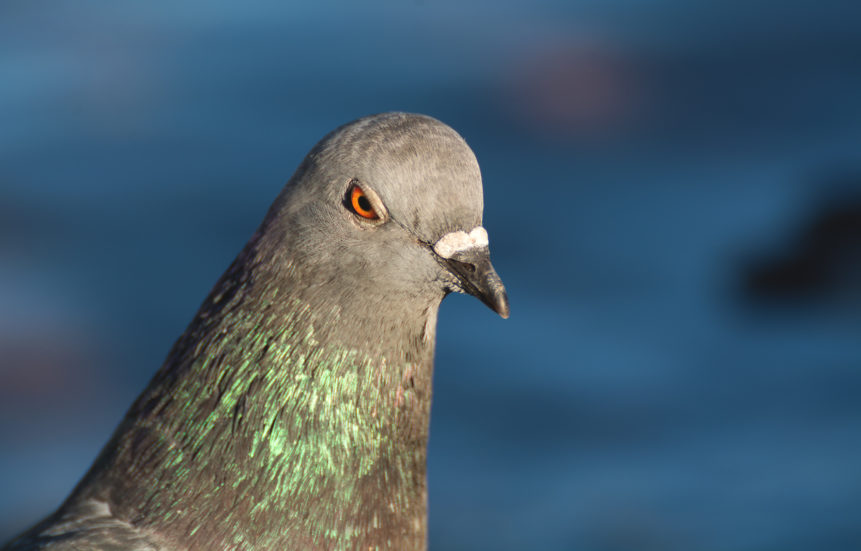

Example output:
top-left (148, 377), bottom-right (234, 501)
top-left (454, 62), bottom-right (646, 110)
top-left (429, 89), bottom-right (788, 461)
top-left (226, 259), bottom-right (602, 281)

top-left (499, 294), bottom-right (510, 319)
top-left (442, 247), bottom-right (510, 319)
top-left (495, 297), bottom-right (510, 319)
top-left (486, 283), bottom-right (510, 319)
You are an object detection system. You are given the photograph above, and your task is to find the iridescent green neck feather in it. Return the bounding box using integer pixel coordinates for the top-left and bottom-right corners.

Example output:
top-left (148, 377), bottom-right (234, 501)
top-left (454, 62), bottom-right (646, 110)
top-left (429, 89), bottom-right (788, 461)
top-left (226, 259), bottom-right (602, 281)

top-left (67, 233), bottom-right (441, 551)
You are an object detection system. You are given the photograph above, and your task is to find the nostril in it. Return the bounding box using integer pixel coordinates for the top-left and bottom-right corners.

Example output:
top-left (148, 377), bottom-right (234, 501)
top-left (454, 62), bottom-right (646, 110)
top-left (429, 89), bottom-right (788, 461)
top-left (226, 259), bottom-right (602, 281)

top-left (451, 260), bottom-right (476, 274)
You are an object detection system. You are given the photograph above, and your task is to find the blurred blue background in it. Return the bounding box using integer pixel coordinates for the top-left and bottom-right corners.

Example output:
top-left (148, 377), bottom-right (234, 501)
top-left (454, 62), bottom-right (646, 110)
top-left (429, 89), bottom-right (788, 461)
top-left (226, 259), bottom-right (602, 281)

top-left (2, 1), bottom-right (861, 550)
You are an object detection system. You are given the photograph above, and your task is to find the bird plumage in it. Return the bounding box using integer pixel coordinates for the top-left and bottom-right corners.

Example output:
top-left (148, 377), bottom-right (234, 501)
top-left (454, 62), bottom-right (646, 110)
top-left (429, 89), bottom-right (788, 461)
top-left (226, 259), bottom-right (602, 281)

top-left (3, 113), bottom-right (507, 551)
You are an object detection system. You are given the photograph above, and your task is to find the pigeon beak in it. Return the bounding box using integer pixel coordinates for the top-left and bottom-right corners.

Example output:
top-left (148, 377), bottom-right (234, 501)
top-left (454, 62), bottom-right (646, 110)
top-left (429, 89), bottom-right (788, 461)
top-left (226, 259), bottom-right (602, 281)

top-left (442, 247), bottom-right (510, 319)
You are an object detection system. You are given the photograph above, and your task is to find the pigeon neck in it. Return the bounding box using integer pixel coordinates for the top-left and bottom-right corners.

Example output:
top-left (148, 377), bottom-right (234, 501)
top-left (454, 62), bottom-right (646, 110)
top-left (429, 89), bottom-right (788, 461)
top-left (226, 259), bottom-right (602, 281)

top-left (74, 245), bottom-right (439, 550)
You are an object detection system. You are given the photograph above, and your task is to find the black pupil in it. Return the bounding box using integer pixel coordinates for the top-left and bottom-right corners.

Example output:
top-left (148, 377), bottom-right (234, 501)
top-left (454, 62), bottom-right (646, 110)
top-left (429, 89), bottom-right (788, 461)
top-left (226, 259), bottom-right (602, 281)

top-left (357, 194), bottom-right (373, 214)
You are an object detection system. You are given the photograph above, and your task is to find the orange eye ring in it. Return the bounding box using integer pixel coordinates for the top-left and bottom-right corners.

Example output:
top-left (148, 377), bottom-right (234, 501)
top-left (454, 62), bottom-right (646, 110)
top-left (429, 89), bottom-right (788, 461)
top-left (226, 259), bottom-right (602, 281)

top-left (349, 184), bottom-right (380, 220)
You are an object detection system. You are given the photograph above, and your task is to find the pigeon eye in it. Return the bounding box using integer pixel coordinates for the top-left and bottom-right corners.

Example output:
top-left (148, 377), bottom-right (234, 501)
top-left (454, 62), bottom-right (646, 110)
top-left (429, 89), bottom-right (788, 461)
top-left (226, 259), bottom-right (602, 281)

top-left (348, 183), bottom-right (380, 220)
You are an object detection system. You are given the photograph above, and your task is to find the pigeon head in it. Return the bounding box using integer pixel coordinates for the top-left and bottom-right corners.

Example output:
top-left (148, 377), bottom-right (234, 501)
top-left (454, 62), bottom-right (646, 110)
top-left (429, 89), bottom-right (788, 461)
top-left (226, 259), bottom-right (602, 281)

top-left (255, 113), bottom-right (508, 341)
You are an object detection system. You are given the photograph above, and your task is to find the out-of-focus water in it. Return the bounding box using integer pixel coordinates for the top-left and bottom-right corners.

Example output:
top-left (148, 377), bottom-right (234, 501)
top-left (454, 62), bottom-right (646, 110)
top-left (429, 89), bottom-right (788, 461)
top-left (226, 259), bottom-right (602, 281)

top-left (2, 2), bottom-right (861, 550)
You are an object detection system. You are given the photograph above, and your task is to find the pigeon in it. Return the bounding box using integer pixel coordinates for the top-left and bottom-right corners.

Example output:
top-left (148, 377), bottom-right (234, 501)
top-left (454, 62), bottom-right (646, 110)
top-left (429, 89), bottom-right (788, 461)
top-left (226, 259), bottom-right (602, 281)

top-left (3, 112), bottom-right (508, 551)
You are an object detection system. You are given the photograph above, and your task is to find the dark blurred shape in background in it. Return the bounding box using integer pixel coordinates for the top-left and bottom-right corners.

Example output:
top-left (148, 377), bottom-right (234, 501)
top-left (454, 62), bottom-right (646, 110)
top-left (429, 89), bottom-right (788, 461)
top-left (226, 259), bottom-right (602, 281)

top-left (741, 176), bottom-right (861, 307)
top-left (2, 2), bottom-right (861, 550)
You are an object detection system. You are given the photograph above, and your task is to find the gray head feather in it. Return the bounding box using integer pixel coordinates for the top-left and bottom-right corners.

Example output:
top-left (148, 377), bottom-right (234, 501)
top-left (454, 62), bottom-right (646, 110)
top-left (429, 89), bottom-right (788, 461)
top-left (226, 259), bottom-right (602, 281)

top-left (250, 112), bottom-right (504, 349)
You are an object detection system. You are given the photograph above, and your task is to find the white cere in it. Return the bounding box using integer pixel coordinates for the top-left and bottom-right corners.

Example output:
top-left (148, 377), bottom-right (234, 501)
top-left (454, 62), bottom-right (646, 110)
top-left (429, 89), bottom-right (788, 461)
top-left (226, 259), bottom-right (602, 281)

top-left (433, 226), bottom-right (489, 259)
